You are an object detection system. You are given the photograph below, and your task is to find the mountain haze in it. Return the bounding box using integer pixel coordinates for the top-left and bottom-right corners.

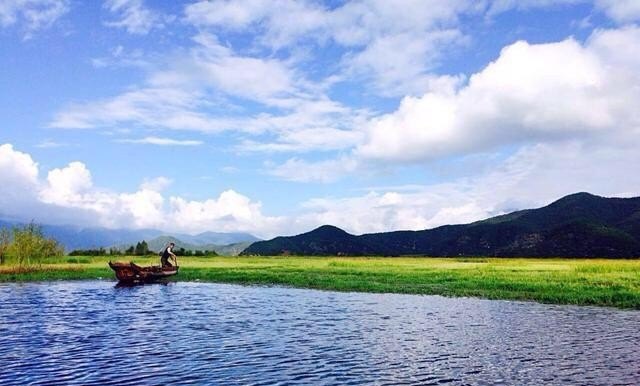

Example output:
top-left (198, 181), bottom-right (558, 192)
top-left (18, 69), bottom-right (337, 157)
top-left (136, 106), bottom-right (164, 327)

top-left (118, 235), bottom-right (254, 256)
top-left (242, 193), bottom-right (640, 258)
top-left (0, 221), bottom-right (258, 254)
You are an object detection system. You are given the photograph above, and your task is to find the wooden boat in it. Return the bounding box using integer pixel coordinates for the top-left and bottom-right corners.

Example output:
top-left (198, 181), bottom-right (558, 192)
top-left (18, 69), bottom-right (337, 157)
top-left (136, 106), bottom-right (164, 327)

top-left (108, 261), bottom-right (179, 282)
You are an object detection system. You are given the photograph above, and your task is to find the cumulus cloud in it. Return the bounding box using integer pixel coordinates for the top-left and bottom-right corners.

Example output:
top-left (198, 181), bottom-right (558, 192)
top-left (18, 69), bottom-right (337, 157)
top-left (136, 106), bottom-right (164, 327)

top-left (40, 161), bottom-right (93, 206)
top-left (356, 26), bottom-right (640, 162)
top-left (168, 190), bottom-right (284, 235)
top-left (0, 144), bottom-right (40, 207)
top-left (0, 0), bottom-right (69, 38)
top-left (0, 144), bottom-right (285, 237)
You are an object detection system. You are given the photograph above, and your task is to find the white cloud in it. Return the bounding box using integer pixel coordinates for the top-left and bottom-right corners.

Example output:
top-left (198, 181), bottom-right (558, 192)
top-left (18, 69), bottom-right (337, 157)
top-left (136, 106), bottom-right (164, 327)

top-left (184, 0), bottom-right (476, 96)
top-left (265, 25), bottom-right (640, 182)
top-left (117, 136), bottom-right (204, 146)
top-left (295, 139), bottom-right (640, 235)
top-left (356, 26), bottom-right (640, 162)
top-left (342, 31), bottom-right (467, 96)
top-left (91, 45), bottom-right (151, 69)
top-left (164, 33), bottom-right (299, 104)
top-left (184, 1), bottom-right (598, 97)
top-left (184, 0), bottom-right (326, 45)
top-left (266, 156), bottom-right (359, 183)
top-left (103, 0), bottom-right (164, 34)
top-left (169, 190), bottom-right (285, 235)
top-left (0, 143), bottom-right (285, 237)
top-left (49, 86), bottom-right (229, 131)
top-left (184, 0), bottom-right (473, 47)
top-left (50, 32), bottom-right (367, 154)
top-left (40, 161), bottom-right (93, 206)
top-left (238, 127), bottom-right (364, 153)
top-left (486, 0), bottom-right (585, 16)
top-left (35, 139), bottom-right (67, 148)
top-left (183, 0), bottom-right (265, 28)
top-left (2, 141), bottom-right (640, 238)
top-left (116, 189), bottom-right (165, 229)
top-left (0, 0), bottom-right (69, 38)
top-left (0, 144), bottom-right (40, 206)
top-left (60, 0), bottom-right (604, 159)
top-left (139, 176), bottom-right (172, 191)
top-left (595, 0), bottom-right (640, 23)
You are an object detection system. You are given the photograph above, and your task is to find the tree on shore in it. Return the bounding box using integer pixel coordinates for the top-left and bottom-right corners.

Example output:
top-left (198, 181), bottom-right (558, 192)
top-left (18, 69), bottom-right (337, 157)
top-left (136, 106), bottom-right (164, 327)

top-left (6, 223), bottom-right (63, 267)
top-left (0, 228), bottom-right (10, 265)
top-left (134, 240), bottom-right (149, 256)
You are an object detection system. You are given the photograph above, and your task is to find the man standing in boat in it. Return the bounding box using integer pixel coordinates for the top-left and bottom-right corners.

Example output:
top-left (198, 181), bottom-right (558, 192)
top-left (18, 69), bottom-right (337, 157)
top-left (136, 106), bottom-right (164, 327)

top-left (161, 242), bottom-right (177, 268)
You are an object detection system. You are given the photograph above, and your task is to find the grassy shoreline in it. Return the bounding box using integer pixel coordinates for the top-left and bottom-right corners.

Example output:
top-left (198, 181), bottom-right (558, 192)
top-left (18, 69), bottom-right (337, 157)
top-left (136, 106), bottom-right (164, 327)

top-left (1, 256), bottom-right (639, 309)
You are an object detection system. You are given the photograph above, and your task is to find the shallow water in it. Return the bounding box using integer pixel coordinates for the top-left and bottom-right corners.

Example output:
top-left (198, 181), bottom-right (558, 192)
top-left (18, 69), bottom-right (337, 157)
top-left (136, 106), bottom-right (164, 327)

top-left (0, 281), bottom-right (638, 385)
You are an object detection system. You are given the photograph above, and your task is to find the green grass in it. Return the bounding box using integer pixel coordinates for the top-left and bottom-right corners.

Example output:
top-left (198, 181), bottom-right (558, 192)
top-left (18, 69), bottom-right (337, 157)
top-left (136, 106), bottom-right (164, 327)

top-left (1, 256), bottom-right (639, 309)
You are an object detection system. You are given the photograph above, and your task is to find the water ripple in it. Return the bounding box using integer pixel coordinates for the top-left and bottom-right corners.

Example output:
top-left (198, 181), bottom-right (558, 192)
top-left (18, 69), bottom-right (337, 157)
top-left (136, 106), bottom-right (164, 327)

top-left (0, 281), bottom-right (639, 385)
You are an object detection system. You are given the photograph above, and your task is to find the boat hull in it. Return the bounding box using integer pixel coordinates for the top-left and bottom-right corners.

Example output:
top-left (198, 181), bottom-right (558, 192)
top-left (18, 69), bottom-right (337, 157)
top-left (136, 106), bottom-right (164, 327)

top-left (108, 261), bottom-right (178, 282)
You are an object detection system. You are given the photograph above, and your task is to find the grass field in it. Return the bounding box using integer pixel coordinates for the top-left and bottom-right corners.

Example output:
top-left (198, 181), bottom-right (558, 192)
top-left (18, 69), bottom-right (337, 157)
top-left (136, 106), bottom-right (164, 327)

top-left (1, 256), bottom-right (639, 309)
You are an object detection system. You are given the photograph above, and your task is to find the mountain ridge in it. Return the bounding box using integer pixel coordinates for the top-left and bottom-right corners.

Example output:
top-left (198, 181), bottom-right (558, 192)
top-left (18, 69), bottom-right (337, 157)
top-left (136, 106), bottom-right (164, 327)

top-left (242, 192), bottom-right (640, 258)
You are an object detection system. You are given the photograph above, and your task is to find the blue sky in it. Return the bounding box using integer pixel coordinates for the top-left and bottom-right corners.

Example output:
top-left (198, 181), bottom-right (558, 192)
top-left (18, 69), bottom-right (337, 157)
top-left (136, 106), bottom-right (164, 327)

top-left (1, 0), bottom-right (640, 238)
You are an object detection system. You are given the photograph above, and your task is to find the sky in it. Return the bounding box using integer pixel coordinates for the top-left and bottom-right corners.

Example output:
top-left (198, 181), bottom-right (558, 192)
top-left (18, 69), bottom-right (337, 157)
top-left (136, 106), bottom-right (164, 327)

top-left (1, 0), bottom-right (640, 238)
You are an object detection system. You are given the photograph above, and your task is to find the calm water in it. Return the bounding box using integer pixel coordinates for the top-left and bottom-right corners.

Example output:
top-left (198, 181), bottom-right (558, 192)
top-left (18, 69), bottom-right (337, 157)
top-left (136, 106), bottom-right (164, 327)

top-left (0, 281), bottom-right (638, 385)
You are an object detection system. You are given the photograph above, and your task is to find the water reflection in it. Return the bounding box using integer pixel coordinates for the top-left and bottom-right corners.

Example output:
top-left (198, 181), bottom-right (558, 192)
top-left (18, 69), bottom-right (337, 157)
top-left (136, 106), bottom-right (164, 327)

top-left (0, 281), bottom-right (638, 385)
top-left (114, 280), bottom-right (173, 289)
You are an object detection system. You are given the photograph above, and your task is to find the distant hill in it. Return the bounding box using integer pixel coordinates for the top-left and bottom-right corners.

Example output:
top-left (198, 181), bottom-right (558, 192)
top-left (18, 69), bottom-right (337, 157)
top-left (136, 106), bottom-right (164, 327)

top-left (242, 193), bottom-right (640, 258)
top-left (174, 232), bottom-right (260, 246)
top-left (116, 236), bottom-right (254, 256)
top-left (0, 220), bottom-right (258, 255)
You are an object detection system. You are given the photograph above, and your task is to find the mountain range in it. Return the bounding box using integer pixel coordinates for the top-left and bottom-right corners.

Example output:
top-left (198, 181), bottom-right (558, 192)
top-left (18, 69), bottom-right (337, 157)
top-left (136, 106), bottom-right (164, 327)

top-left (0, 220), bottom-right (259, 255)
top-left (242, 193), bottom-right (640, 258)
top-left (118, 235), bottom-right (254, 256)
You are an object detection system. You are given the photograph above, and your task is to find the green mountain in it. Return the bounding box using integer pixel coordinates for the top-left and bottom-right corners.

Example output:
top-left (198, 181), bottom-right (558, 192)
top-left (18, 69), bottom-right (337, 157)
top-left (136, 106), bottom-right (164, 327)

top-left (242, 193), bottom-right (640, 258)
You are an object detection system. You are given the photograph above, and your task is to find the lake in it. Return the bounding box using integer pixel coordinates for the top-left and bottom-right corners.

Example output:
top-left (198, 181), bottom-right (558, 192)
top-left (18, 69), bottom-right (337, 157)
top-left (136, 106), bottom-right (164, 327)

top-left (0, 281), bottom-right (638, 385)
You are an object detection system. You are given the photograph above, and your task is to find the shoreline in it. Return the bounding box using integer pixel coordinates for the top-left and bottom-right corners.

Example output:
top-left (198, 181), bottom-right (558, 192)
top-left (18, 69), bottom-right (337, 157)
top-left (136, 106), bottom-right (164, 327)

top-left (1, 256), bottom-right (639, 309)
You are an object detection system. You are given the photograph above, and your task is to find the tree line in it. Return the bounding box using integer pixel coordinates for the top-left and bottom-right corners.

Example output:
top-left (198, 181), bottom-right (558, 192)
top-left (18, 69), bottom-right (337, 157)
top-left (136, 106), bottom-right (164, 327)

top-left (69, 241), bottom-right (218, 257)
top-left (70, 241), bottom-right (154, 256)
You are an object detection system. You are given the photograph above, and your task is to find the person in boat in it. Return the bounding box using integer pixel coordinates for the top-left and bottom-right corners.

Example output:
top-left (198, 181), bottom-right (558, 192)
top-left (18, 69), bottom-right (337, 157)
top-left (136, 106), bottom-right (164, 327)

top-left (161, 242), bottom-right (177, 268)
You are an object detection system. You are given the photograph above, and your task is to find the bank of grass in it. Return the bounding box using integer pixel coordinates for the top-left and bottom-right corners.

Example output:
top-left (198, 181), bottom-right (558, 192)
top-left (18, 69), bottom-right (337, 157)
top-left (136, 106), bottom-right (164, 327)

top-left (1, 256), bottom-right (639, 309)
